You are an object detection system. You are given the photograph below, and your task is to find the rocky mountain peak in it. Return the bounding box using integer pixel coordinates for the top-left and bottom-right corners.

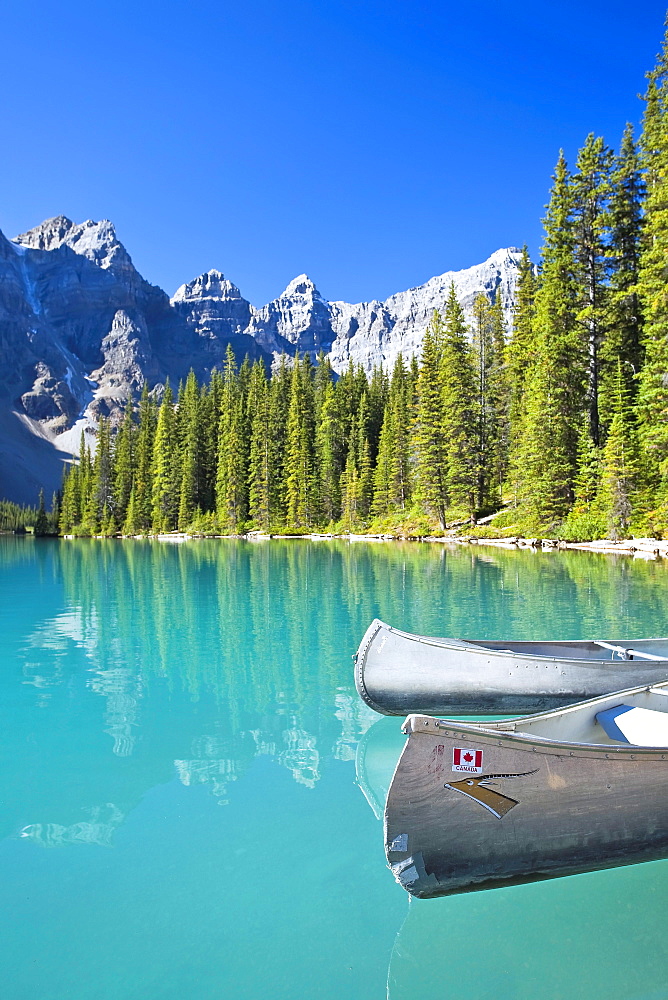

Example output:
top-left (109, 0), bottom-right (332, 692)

top-left (0, 215), bottom-right (525, 504)
top-left (486, 246), bottom-right (522, 264)
top-left (247, 272), bottom-right (332, 354)
top-left (171, 270), bottom-right (244, 304)
top-left (13, 216), bottom-right (75, 252)
top-left (281, 274), bottom-right (323, 300)
top-left (170, 268), bottom-right (253, 349)
top-left (15, 217), bottom-right (135, 277)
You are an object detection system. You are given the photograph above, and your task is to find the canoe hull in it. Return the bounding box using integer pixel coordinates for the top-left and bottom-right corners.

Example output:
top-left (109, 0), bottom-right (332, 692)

top-left (385, 716), bottom-right (668, 898)
top-left (356, 619), bottom-right (668, 715)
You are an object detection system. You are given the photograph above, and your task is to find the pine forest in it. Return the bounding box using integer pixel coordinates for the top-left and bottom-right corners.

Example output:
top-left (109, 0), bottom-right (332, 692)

top-left (53, 29), bottom-right (668, 542)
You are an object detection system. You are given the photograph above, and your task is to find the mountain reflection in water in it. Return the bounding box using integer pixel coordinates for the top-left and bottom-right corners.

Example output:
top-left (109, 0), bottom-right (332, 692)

top-left (2, 535), bottom-right (668, 1000)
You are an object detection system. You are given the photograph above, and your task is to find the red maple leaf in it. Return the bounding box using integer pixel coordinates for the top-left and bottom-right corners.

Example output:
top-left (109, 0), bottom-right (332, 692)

top-left (463, 752), bottom-right (473, 762)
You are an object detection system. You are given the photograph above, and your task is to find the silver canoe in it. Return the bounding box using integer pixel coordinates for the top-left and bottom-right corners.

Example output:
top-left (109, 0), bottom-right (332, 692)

top-left (385, 681), bottom-right (668, 898)
top-left (355, 618), bottom-right (668, 715)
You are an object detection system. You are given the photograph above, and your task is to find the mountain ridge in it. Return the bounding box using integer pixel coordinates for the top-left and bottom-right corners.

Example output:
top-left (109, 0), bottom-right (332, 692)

top-left (0, 216), bottom-right (523, 503)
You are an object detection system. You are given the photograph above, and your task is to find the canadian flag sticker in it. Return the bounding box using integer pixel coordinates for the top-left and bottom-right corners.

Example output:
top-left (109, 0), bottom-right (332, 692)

top-left (452, 747), bottom-right (483, 773)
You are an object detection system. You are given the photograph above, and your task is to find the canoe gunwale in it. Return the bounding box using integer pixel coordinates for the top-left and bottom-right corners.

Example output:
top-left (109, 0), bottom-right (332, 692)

top-left (401, 713), bottom-right (668, 759)
top-left (402, 679), bottom-right (668, 756)
top-left (354, 619), bottom-right (392, 715)
top-left (370, 620), bottom-right (668, 665)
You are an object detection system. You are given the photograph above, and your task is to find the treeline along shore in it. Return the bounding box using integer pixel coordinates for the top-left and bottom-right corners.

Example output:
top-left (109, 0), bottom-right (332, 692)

top-left (17, 24), bottom-right (668, 543)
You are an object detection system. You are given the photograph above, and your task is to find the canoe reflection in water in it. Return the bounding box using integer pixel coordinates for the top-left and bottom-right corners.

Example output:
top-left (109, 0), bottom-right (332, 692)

top-left (385, 864), bottom-right (668, 1000)
top-left (355, 716), bottom-right (407, 820)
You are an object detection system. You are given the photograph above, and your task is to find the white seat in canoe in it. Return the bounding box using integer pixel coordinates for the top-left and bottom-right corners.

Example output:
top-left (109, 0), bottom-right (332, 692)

top-left (596, 704), bottom-right (668, 747)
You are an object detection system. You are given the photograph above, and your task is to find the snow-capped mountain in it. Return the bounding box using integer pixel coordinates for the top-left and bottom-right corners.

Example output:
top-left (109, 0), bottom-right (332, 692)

top-left (0, 215), bottom-right (523, 502)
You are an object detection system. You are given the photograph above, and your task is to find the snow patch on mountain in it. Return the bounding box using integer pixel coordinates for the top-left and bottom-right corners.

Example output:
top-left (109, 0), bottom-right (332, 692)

top-left (0, 214), bottom-right (525, 501)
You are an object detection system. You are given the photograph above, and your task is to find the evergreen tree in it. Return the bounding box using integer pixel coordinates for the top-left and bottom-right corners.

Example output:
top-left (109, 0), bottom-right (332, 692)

top-left (285, 354), bottom-right (317, 528)
top-left (113, 396), bottom-right (136, 526)
top-left (355, 393), bottom-right (374, 519)
top-left (49, 490), bottom-right (60, 534)
top-left (134, 384), bottom-right (156, 531)
top-left (203, 367), bottom-right (223, 511)
top-left (123, 486), bottom-right (139, 536)
top-left (339, 442), bottom-right (361, 532)
top-left (313, 351), bottom-right (335, 424)
top-left (335, 360), bottom-right (363, 446)
top-left (371, 354), bottom-right (412, 517)
top-left (390, 355), bottom-right (413, 511)
top-left (367, 363), bottom-right (389, 465)
top-left (315, 379), bottom-right (344, 524)
top-left (512, 151), bottom-right (583, 524)
top-left (59, 461), bottom-right (81, 533)
top-left (268, 354), bottom-right (292, 524)
top-left (408, 354), bottom-right (420, 413)
top-left (413, 311), bottom-right (448, 527)
top-left (371, 407), bottom-right (394, 518)
top-left (561, 418), bottom-right (605, 540)
top-left (512, 355), bottom-right (576, 532)
top-left (603, 123), bottom-right (645, 419)
top-left (33, 489), bottom-right (49, 536)
top-left (506, 246), bottom-right (538, 426)
top-left (247, 361), bottom-right (273, 530)
top-left (441, 284), bottom-right (478, 518)
top-left (471, 293), bottom-right (506, 506)
top-left (216, 347), bottom-right (247, 531)
top-left (637, 34), bottom-right (668, 483)
top-left (84, 418), bottom-right (114, 534)
top-left (238, 355), bottom-right (253, 412)
top-left (78, 431), bottom-right (93, 528)
top-left (151, 382), bottom-right (179, 532)
top-left (340, 393), bottom-right (373, 530)
top-left (571, 133), bottom-right (614, 446)
top-left (177, 370), bottom-right (204, 529)
top-left (100, 502), bottom-right (115, 536)
top-left (488, 290), bottom-right (510, 498)
top-left (597, 361), bottom-right (641, 538)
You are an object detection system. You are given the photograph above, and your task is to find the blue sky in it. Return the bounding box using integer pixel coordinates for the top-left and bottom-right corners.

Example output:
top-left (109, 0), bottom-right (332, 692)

top-left (2, 1), bottom-right (666, 305)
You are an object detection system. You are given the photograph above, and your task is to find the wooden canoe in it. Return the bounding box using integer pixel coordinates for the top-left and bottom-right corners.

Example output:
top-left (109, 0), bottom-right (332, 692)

top-left (385, 681), bottom-right (668, 898)
top-left (355, 618), bottom-right (668, 715)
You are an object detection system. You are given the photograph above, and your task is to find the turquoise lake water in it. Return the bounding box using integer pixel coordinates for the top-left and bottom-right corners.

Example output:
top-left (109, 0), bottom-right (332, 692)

top-left (1, 536), bottom-right (668, 999)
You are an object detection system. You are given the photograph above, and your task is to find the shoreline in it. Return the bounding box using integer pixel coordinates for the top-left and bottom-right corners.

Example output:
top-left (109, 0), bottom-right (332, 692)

top-left (55, 529), bottom-right (668, 559)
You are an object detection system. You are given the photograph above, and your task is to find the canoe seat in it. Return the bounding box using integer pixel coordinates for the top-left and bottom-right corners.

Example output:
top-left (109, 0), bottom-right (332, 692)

top-left (596, 704), bottom-right (668, 747)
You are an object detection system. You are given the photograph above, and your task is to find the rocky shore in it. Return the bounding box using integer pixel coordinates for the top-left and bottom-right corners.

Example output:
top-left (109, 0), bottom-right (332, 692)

top-left (66, 530), bottom-right (668, 560)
